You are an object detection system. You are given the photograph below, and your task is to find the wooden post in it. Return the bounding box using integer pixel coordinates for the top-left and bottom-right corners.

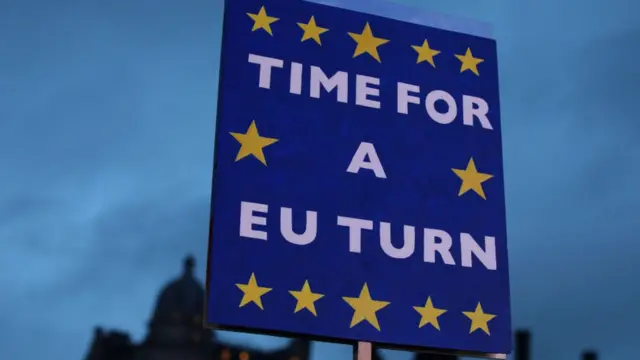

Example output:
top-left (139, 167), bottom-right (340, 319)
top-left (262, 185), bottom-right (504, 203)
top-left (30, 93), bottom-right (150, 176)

top-left (353, 341), bottom-right (372, 360)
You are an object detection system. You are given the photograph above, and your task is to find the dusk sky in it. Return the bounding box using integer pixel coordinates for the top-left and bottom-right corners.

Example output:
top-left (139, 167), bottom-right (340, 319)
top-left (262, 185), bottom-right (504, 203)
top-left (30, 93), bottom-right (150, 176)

top-left (1, 0), bottom-right (638, 359)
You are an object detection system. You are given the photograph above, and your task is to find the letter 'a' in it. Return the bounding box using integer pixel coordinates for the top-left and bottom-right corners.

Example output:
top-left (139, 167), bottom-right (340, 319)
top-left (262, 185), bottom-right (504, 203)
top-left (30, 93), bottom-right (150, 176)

top-left (346, 142), bottom-right (387, 179)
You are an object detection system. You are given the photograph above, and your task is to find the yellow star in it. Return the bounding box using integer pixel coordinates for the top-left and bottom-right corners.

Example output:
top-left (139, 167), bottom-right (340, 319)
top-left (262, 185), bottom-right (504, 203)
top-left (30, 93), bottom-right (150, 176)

top-left (348, 23), bottom-right (389, 63)
top-left (463, 302), bottom-right (496, 335)
top-left (342, 283), bottom-right (390, 331)
top-left (451, 158), bottom-right (493, 200)
top-left (411, 40), bottom-right (440, 67)
top-left (413, 296), bottom-right (447, 330)
top-left (455, 47), bottom-right (484, 76)
top-left (236, 273), bottom-right (272, 310)
top-left (247, 6), bottom-right (279, 35)
top-left (289, 280), bottom-right (325, 316)
top-left (230, 120), bottom-right (278, 166)
top-left (297, 16), bottom-right (329, 45)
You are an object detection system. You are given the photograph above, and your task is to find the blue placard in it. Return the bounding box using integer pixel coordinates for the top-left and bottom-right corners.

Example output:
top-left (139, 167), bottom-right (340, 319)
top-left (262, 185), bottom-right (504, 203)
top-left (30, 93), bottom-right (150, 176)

top-left (206, 0), bottom-right (511, 355)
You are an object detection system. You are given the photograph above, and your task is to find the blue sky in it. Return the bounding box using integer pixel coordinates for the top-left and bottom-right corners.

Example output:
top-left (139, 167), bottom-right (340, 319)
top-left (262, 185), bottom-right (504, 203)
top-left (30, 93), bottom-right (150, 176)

top-left (0, 0), bottom-right (638, 359)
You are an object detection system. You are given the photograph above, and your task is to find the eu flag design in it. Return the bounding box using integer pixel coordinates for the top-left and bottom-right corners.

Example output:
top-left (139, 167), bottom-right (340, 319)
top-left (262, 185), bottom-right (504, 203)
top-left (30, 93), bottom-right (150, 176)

top-left (206, 0), bottom-right (511, 356)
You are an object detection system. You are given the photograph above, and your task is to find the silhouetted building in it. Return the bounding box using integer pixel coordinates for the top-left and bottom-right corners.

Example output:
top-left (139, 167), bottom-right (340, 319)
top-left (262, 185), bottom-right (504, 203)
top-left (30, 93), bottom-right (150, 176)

top-left (414, 352), bottom-right (456, 360)
top-left (515, 330), bottom-right (531, 360)
top-left (513, 329), bottom-right (599, 360)
top-left (84, 255), bottom-right (458, 360)
top-left (84, 255), bottom-right (310, 360)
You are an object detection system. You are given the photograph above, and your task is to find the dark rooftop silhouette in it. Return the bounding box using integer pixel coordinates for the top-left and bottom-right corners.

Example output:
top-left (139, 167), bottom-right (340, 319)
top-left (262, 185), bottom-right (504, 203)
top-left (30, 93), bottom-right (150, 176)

top-left (84, 256), bottom-right (601, 360)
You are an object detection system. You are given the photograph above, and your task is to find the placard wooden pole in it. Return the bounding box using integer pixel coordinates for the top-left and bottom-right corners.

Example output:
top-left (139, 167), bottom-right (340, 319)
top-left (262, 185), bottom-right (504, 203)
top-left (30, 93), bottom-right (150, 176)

top-left (353, 341), bottom-right (372, 360)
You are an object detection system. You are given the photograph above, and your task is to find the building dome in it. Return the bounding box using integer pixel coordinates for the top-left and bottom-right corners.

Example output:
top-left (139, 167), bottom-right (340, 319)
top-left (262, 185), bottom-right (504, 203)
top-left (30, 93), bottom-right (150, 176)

top-left (87, 254), bottom-right (316, 360)
top-left (151, 254), bottom-right (205, 324)
top-left (145, 255), bottom-right (212, 346)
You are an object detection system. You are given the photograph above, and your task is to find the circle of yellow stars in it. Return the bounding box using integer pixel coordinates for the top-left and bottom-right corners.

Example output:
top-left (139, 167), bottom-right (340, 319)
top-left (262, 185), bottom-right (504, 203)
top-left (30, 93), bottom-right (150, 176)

top-left (246, 5), bottom-right (485, 74)
top-left (234, 272), bottom-right (498, 335)
top-left (225, 4), bottom-right (500, 339)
